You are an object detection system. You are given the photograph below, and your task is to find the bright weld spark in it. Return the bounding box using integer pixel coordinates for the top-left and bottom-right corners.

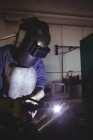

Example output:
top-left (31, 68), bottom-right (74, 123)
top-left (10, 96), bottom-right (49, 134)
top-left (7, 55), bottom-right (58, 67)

top-left (38, 103), bottom-right (69, 132)
top-left (52, 105), bottom-right (62, 113)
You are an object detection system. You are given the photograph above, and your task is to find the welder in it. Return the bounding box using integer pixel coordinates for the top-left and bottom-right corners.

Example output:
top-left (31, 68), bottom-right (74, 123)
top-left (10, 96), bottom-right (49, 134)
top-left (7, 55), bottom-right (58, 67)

top-left (0, 17), bottom-right (51, 140)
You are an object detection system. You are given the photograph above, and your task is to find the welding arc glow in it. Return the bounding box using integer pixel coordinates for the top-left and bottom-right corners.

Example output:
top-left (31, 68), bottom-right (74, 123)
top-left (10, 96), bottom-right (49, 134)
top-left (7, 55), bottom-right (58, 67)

top-left (37, 41), bottom-right (42, 46)
top-left (52, 105), bottom-right (62, 113)
top-left (38, 103), bottom-right (69, 132)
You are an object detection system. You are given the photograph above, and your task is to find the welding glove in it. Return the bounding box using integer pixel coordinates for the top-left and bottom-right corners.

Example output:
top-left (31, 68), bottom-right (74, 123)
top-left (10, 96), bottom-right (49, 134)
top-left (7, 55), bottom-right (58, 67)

top-left (31, 89), bottom-right (44, 101)
top-left (24, 89), bottom-right (44, 118)
top-left (0, 97), bottom-right (30, 121)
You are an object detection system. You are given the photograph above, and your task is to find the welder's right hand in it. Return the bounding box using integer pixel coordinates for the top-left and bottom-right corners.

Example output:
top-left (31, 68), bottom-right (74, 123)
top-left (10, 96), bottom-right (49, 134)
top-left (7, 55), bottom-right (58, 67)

top-left (12, 99), bottom-right (26, 119)
top-left (0, 97), bottom-right (31, 121)
top-left (12, 98), bottom-right (37, 121)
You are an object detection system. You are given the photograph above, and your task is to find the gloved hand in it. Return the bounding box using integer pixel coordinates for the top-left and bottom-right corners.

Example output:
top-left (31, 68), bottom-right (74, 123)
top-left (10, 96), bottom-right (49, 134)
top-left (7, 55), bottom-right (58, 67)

top-left (22, 89), bottom-right (45, 119)
top-left (22, 89), bottom-right (45, 105)
top-left (10, 89), bottom-right (44, 120)
top-left (12, 98), bottom-right (26, 119)
top-left (31, 89), bottom-right (45, 101)
top-left (0, 97), bottom-right (31, 121)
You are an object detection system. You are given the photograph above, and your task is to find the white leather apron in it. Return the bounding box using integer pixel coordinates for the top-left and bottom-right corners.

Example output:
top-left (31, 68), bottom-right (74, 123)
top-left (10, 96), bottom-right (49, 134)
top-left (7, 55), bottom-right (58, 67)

top-left (4, 65), bottom-right (37, 99)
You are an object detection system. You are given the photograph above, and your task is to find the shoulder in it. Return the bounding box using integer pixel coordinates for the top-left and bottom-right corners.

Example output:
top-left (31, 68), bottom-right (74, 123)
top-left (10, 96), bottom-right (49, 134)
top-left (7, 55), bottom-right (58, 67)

top-left (33, 59), bottom-right (44, 70)
top-left (0, 44), bottom-right (16, 65)
top-left (34, 58), bottom-right (44, 66)
top-left (0, 44), bottom-right (14, 53)
top-left (0, 44), bottom-right (15, 58)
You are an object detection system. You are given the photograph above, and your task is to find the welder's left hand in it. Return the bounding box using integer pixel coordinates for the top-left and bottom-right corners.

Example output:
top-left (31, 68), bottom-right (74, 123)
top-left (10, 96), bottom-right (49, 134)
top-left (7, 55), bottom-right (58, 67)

top-left (31, 90), bottom-right (44, 101)
top-left (30, 90), bottom-right (46, 122)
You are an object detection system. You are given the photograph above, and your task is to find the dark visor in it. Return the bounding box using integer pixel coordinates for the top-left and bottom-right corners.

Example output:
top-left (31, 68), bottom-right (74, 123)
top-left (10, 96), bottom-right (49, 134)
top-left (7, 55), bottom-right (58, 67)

top-left (27, 41), bottom-right (50, 58)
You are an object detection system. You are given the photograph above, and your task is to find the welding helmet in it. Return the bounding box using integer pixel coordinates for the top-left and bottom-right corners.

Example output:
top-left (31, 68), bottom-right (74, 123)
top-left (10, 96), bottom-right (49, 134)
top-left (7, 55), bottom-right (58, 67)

top-left (15, 17), bottom-right (51, 67)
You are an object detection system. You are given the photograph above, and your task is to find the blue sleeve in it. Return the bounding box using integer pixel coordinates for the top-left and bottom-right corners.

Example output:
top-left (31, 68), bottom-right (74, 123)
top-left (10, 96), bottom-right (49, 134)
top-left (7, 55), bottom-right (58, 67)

top-left (34, 59), bottom-right (46, 90)
top-left (0, 45), bottom-right (15, 96)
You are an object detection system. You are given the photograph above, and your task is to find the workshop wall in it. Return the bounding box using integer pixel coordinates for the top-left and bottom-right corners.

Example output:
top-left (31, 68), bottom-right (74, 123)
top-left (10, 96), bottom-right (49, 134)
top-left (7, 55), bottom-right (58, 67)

top-left (0, 21), bottom-right (18, 46)
top-left (44, 25), bottom-right (93, 82)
